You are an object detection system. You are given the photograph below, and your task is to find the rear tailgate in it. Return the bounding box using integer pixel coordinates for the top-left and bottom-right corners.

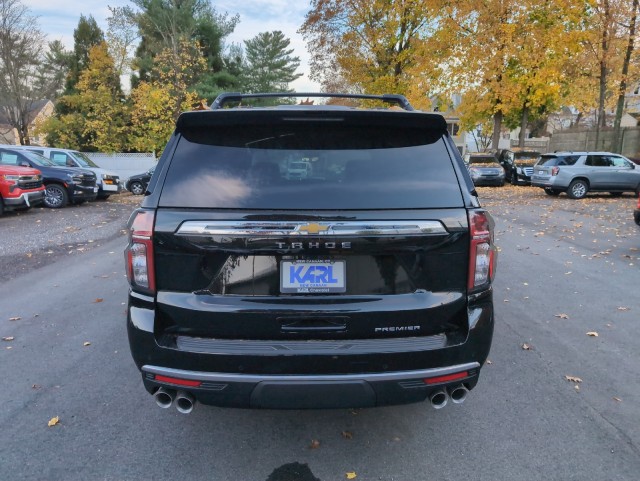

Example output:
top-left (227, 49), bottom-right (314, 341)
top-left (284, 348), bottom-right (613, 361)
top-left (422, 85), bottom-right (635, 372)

top-left (151, 109), bottom-right (470, 345)
top-left (153, 209), bottom-right (470, 341)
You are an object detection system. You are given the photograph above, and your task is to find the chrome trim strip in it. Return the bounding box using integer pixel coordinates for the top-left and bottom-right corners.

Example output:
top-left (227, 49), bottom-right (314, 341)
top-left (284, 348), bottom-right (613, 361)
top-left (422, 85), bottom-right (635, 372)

top-left (176, 220), bottom-right (447, 237)
top-left (142, 362), bottom-right (480, 384)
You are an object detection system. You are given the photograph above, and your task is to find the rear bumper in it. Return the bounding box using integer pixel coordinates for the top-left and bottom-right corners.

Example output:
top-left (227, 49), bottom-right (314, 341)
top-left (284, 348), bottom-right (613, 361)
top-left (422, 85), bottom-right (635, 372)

top-left (141, 362), bottom-right (481, 409)
top-left (531, 176), bottom-right (567, 190)
top-left (634, 208), bottom-right (640, 226)
top-left (127, 290), bottom-right (494, 409)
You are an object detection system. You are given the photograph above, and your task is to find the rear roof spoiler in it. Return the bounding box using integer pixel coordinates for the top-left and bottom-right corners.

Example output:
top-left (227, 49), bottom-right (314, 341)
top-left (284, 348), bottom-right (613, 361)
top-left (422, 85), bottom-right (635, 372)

top-left (211, 92), bottom-right (415, 111)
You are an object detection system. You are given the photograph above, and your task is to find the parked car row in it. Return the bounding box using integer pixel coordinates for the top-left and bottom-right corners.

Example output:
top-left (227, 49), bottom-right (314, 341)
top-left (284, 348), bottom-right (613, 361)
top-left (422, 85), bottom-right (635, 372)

top-left (0, 146), bottom-right (123, 215)
top-left (466, 149), bottom-right (640, 199)
top-left (4, 145), bottom-right (122, 199)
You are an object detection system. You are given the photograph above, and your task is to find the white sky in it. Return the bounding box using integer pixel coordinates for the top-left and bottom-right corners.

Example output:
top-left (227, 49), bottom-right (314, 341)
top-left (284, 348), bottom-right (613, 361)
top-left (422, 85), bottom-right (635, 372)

top-left (25, 0), bottom-right (320, 92)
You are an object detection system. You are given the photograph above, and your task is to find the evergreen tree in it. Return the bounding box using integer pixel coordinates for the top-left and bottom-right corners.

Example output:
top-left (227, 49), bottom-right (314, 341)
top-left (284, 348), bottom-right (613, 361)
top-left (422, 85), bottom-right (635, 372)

top-left (241, 31), bottom-right (302, 94)
top-left (65, 15), bottom-right (105, 94)
top-left (129, 0), bottom-right (239, 100)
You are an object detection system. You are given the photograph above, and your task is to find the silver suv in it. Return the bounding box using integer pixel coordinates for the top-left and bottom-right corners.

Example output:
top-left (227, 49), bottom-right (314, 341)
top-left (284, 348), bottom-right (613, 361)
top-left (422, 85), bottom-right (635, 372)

top-left (531, 152), bottom-right (640, 199)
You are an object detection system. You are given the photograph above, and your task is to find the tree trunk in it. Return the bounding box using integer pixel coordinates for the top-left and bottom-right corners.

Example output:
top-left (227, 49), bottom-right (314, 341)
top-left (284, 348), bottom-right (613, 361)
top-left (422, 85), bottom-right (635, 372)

top-left (518, 105), bottom-right (529, 148)
top-left (492, 111), bottom-right (503, 151)
top-left (612, 0), bottom-right (638, 153)
top-left (595, 0), bottom-right (610, 150)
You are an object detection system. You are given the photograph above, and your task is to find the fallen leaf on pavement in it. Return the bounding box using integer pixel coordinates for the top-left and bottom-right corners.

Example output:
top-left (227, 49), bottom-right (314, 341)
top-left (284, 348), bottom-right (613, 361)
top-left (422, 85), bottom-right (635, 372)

top-left (613, 397), bottom-right (622, 402)
top-left (586, 332), bottom-right (598, 337)
top-left (309, 439), bottom-right (320, 449)
top-left (565, 375), bottom-right (582, 383)
top-left (93, 298), bottom-right (104, 303)
top-left (555, 314), bottom-right (569, 319)
top-left (341, 431), bottom-right (353, 440)
top-left (521, 343), bottom-right (532, 350)
top-left (346, 473), bottom-right (357, 480)
top-left (2, 336), bottom-right (14, 341)
top-left (486, 359), bottom-right (492, 365)
top-left (617, 307), bottom-right (630, 311)
top-left (9, 317), bottom-right (21, 321)
top-left (47, 416), bottom-right (60, 427)
top-left (83, 341), bottom-right (91, 346)
top-left (32, 384), bottom-right (41, 390)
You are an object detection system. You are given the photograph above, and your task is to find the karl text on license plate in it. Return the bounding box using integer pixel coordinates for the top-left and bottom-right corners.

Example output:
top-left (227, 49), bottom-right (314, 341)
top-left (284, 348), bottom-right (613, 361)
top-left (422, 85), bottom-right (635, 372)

top-left (281, 260), bottom-right (346, 293)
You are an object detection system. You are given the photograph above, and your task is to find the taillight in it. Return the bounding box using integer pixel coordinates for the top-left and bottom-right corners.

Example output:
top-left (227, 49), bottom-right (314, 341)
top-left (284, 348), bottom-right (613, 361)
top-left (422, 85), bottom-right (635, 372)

top-left (468, 210), bottom-right (496, 291)
top-left (125, 209), bottom-right (156, 294)
top-left (551, 166), bottom-right (559, 176)
top-left (423, 371), bottom-right (469, 385)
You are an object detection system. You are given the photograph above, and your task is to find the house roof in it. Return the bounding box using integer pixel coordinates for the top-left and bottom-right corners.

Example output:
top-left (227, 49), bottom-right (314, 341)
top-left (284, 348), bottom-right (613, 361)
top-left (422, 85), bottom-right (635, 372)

top-left (0, 100), bottom-right (52, 125)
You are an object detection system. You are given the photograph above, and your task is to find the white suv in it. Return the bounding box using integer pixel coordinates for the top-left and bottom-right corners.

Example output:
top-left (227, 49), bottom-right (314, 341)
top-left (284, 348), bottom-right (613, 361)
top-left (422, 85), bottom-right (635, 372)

top-left (531, 152), bottom-right (640, 199)
top-left (5, 146), bottom-right (122, 199)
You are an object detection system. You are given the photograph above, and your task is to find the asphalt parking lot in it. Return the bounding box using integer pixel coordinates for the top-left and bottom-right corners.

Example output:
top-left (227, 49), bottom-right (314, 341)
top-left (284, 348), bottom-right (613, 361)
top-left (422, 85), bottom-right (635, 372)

top-left (0, 186), bottom-right (638, 481)
top-left (0, 194), bottom-right (139, 279)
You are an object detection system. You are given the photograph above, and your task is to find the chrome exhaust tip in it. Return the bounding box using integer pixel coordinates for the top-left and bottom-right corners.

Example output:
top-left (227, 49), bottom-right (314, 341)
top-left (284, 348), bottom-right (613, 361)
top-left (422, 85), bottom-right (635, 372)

top-left (154, 387), bottom-right (175, 409)
top-left (175, 391), bottom-right (195, 414)
top-left (449, 384), bottom-right (469, 404)
top-left (429, 389), bottom-right (449, 409)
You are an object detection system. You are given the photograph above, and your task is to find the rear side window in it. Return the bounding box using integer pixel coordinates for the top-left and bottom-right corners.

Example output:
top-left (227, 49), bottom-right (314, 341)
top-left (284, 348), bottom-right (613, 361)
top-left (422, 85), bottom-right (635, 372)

top-left (539, 155), bottom-right (579, 166)
top-left (159, 123), bottom-right (463, 210)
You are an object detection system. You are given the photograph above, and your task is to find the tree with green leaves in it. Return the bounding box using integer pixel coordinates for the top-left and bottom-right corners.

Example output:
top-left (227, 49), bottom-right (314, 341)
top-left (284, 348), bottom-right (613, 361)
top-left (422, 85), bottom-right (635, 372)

top-left (129, 40), bottom-right (204, 153)
top-left (129, 0), bottom-right (238, 101)
top-left (64, 14), bottom-right (105, 94)
top-left (42, 42), bottom-right (128, 151)
top-left (241, 31), bottom-right (302, 93)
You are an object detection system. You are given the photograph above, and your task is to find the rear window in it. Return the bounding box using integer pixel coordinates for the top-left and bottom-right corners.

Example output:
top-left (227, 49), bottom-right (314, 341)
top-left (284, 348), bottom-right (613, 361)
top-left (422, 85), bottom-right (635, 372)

top-left (538, 155), bottom-right (579, 166)
top-left (159, 123), bottom-right (463, 209)
top-left (514, 152), bottom-right (541, 161)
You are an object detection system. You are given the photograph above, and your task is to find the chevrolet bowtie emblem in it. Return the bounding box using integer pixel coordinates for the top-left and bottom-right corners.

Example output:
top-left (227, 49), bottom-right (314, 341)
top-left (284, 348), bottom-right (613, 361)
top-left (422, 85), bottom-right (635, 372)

top-left (296, 223), bottom-right (330, 234)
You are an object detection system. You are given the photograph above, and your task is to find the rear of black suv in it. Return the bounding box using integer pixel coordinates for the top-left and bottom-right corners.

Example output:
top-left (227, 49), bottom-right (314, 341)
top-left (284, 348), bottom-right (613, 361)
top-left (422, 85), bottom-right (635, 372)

top-left (125, 93), bottom-right (496, 412)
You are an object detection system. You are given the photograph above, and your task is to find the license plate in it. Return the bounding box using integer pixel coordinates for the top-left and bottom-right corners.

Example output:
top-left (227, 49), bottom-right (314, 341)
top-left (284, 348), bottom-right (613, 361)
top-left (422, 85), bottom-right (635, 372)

top-left (281, 260), bottom-right (346, 293)
top-left (93, 186), bottom-right (98, 193)
top-left (538, 170), bottom-right (544, 175)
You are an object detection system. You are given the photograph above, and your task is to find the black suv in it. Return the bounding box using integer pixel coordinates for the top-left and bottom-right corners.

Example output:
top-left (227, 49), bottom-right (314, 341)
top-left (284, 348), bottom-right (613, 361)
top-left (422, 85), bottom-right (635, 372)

top-left (0, 148), bottom-right (97, 208)
top-left (125, 166), bottom-right (155, 195)
top-left (125, 93), bottom-right (497, 412)
top-left (498, 149), bottom-right (542, 185)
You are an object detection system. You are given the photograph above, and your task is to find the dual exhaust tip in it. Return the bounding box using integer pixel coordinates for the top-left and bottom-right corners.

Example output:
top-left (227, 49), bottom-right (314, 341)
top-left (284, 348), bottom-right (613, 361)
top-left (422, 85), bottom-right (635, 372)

top-left (154, 387), bottom-right (195, 414)
top-left (429, 384), bottom-right (469, 409)
top-left (154, 384), bottom-right (467, 412)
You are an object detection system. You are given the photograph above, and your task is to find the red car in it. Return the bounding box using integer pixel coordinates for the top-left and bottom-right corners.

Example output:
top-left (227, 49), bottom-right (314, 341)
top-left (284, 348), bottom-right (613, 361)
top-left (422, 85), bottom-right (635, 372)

top-left (0, 164), bottom-right (45, 215)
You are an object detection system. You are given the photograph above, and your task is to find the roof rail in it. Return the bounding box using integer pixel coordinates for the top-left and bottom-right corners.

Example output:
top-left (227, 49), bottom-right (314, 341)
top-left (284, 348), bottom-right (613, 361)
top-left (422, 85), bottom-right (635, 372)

top-left (210, 92), bottom-right (415, 111)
